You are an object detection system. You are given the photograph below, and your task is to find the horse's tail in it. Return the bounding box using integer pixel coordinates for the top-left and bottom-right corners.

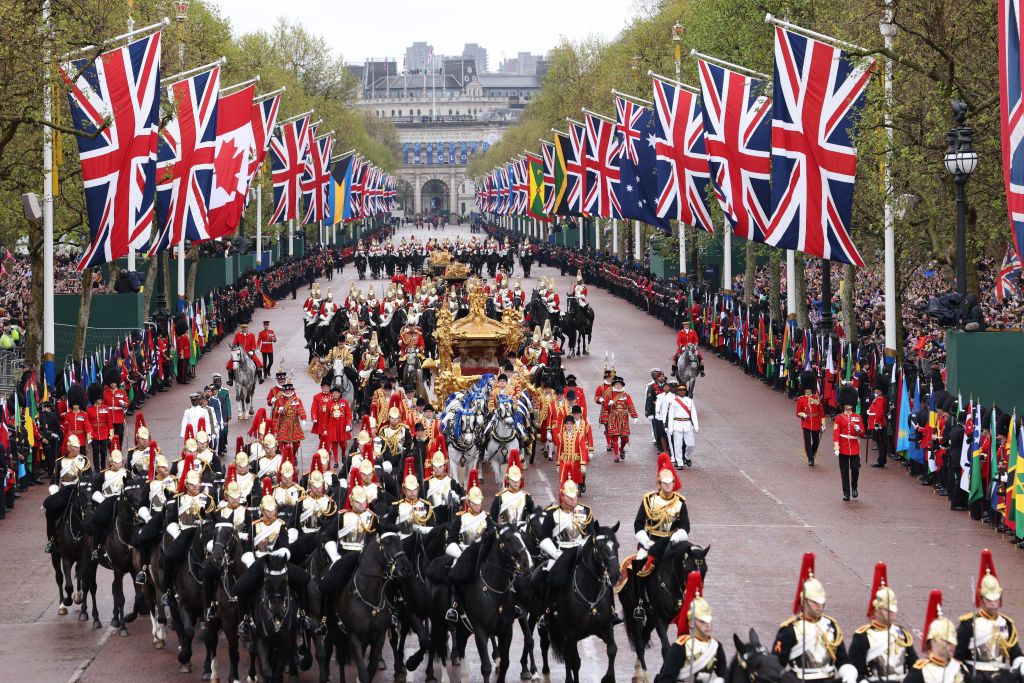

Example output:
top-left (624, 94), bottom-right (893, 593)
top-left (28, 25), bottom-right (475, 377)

top-left (547, 615), bottom-right (567, 662)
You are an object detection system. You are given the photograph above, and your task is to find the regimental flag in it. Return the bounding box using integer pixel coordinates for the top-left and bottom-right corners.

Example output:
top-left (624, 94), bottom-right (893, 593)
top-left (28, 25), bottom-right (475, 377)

top-left (996, 243), bottom-right (1022, 300)
top-left (765, 26), bottom-right (874, 266)
top-left (999, 0), bottom-right (1024, 260)
top-left (613, 96), bottom-right (670, 231)
top-left (151, 66), bottom-right (221, 254)
top-left (583, 112), bottom-right (622, 218)
top-left (566, 121), bottom-right (588, 216)
top-left (326, 153), bottom-right (354, 225)
top-left (652, 75), bottom-right (714, 232)
top-left (527, 152), bottom-right (551, 222)
top-left (969, 402), bottom-right (984, 501)
top-left (206, 84), bottom-right (255, 239)
top-left (61, 32), bottom-right (162, 269)
top-left (301, 133), bottom-right (333, 224)
top-left (697, 59), bottom-right (772, 242)
top-left (269, 114), bottom-right (311, 224)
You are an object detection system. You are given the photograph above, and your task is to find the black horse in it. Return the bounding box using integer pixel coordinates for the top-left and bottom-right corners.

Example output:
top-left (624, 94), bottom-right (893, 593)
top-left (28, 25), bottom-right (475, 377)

top-left (452, 524), bottom-right (533, 683)
top-left (332, 532), bottom-right (413, 682)
top-left (547, 523), bottom-right (621, 683)
top-left (208, 521), bottom-right (257, 683)
top-left (51, 481), bottom-right (101, 627)
top-left (660, 629), bottom-right (796, 683)
top-left (253, 552), bottom-right (301, 683)
top-left (524, 290), bottom-right (549, 331)
top-left (391, 526), bottom-right (448, 683)
top-left (91, 482), bottom-right (147, 637)
top-left (619, 540), bottom-right (711, 677)
top-left (564, 295), bottom-right (595, 358)
top-left (167, 519), bottom-right (218, 676)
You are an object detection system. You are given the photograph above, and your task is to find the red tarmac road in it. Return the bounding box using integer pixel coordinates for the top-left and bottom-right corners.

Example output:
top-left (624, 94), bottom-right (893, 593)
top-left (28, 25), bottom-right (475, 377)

top-left (2, 224), bottom-right (1021, 682)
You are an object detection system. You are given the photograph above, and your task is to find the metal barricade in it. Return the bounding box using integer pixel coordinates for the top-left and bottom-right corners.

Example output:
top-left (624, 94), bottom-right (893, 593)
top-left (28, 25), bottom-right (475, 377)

top-left (0, 350), bottom-right (25, 397)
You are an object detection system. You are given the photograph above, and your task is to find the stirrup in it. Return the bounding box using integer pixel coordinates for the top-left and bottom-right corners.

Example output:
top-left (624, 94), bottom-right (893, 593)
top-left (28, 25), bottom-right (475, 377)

top-left (45, 540), bottom-right (54, 554)
top-left (633, 606), bottom-right (646, 620)
top-left (445, 607), bottom-right (459, 623)
top-left (91, 548), bottom-right (101, 562)
top-left (135, 571), bottom-right (148, 585)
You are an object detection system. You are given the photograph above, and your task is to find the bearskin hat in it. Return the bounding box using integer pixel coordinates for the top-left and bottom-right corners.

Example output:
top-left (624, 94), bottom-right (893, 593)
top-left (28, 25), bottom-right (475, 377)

top-left (86, 382), bottom-right (104, 405)
top-left (67, 382), bottom-right (87, 410)
top-left (836, 384), bottom-right (859, 408)
top-left (799, 371), bottom-right (818, 394)
top-left (102, 365), bottom-right (120, 386)
top-left (873, 375), bottom-right (890, 392)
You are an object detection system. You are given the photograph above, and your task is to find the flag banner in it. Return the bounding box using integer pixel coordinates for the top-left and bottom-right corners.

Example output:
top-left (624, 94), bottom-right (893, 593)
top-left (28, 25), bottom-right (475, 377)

top-left (151, 66), bottom-right (221, 253)
top-left (652, 75), bottom-right (714, 232)
top-left (327, 154), bottom-right (354, 225)
top-left (565, 121), bottom-right (588, 216)
top-left (764, 26), bottom-right (874, 266)
top-left (613, 96), bottom-right (670, 231)
top-left (301, 134), bottom-right (333, 224)
top-left (583, 112), bottom-right (622, 218)
top-left (697, 59), bottom-right (772, 242)
top-left (996, 243), bottom-right (1022, 300)
top-left (527, 152), bottom-right (552, 222)
top-left (896, 371), bottom-right (912, 452)
top-left (60, 31), bottom-right (163, 269)
top-left (999, 0), bottom-right (1024, 260)
top-left (207, 84), bottom-right (255, 239)
top-left (269, 115), bottom-right (311, 224)
top-left (513, 158), bottom-right (529, 215)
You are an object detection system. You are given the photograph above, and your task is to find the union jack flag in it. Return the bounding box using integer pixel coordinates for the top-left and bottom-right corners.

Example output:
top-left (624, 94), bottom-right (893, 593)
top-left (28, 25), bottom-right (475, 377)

top-left (583, 112), bottom-right (622, 218)
top-left (652, 76), bottom-right (714, 232)
top-left (269, 114), bottom-right (311, 224)
top-left (541, 140), bottom-right (557, 216)
top-left (363, 165), bottom-right (380, 216)
top-left (1000, 0), bottom-right (1024, 260)
top-left (151, 66), bottom-right (221, 254)
top-left (248, 94), bottom-right (280, 180)
top-left (301, 133), bottom-right (332, 223)
top-left (348, 157), bottom-right (364, 220)
top-left (61, 32), bottom-right (162, 269)
top-left (566, 121), bottom-right (588, 215)
top-left (513, 158), bottom-right (530, 215)
top-left (765, 27), bottom-right (874, 266)
top-left (697, 59), bottom-right (772, 242)
top-left (498, 165), bottom-right (510, 215)
top-left (996, 243), bottom-right (1022, 300)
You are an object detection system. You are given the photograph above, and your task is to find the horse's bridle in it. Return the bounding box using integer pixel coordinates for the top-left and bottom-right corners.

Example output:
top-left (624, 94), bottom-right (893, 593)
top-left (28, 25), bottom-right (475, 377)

top-left (572, 534), bottom-right (616, 615)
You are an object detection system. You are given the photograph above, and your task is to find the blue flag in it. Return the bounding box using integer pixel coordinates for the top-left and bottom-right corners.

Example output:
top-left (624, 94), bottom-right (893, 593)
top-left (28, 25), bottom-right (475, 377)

top-left (907, 378), bottom-right (924, 464)
top-left (895, 371), bottom-right (912, 452)
top-left (612, 96), bottom-right (670, 231)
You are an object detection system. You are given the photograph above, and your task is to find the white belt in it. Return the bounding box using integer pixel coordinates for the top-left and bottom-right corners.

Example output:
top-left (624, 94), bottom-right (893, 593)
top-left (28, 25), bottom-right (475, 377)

top-left (839, 434), bottom-right (859, 439)
top-left (340, 542), bottom-right (365, 551)
top-left (971, 662), bottom-right (1008, 672)
top-left (788, 666), bottom-right (836, 680)
top-left (557, 538), bottom-right (584, 549)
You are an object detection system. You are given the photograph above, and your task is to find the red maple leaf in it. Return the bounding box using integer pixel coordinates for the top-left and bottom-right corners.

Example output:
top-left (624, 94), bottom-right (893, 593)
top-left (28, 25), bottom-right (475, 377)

top-left (214, 136), bottom-right (244, 195)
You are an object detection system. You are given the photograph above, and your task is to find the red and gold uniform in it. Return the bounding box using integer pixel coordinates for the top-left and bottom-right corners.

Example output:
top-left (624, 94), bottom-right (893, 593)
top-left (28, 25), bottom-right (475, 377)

top-left (227, 325), bottom-right (263, 370)
top-left (310, 387), bottom-right (332, 439)
top-left (601, 381), bottom-right (638, 459)
top-left (834, 385), bottom-right (864, 500)
top-left (398, 325), bottom-right (424, 361)
top-left (554, 418), bottom-right (590, 490)
top-left (322, 395), bottom-right (352, 464)
top-left (272, 386), bottom-right (307, 452)
top-left (63, 408), bottom-right (91, 455)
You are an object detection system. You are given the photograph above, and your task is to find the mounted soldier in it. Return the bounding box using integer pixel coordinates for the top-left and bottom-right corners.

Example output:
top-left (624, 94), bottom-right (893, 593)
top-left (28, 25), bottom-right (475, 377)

top-left (43, 435), bottom-right (91, 554)
top-left (422, 449), bottom-right (464, 526)
top-left (955, 549), bottom-right (1023, 682)
top-left (907, 590), bottom-right (970, 683)
top-left (491, 449), bottom-right (534, 524)
top-left (849, 562), bottom-right (917, 683)
top-left (444, 469), bottom-right (493, 623)
top-left (87, 446), bottom-right (131, 562)
top-left (655, 572), bottom-right (727, 683)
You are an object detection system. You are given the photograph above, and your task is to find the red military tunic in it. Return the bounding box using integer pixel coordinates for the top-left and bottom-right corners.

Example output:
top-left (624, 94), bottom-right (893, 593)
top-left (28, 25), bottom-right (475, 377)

top-left (795, 394), bottom-right (824, 431)
top-left (257, 328), bottom-right (276, 354)
top-left (104, 387), bottom-right (128, 426)
top-left (310, 389), bottom-right (332, 437)
top-left (563, 387), bottom-right (588, 420)
top-left (228, 330), bottom-right (263, 369)
top-left (62, 409), bottom-right (91, 450)
top-left (595, 383), bottom-right (613, 425)
top-left (86, 404), bottom-right (113, 442)
top-left (266, 384), bottom-right (283, 407)
top-left (399, 327), bottom-right (424, 359)
top-left (866, 395), bottom-right (887, 430)
top-left (272, 393), bottom-right (307, 443)
top-left (176, 333), bottom-right (191, 361)
top-left (601, 391), bottom-right (638, 437)
top-left (676, 328), bottom-right (698, 349)
top-left (833, 411), bottom-right (864, 456)
top-left (323, 398), bottom-right (352, 444)
top-left (554, 423), bottom-right (590, 484)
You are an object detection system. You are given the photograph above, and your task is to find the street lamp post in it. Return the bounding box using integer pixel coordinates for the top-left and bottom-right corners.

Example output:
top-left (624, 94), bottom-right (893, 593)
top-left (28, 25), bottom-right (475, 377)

top-left (944, 101), bottom-right (977, 298)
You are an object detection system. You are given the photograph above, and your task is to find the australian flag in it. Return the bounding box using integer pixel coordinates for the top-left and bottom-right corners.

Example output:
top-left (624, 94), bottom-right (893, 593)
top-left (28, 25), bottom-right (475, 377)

top-left (612, 96), bottom-right (669, 231)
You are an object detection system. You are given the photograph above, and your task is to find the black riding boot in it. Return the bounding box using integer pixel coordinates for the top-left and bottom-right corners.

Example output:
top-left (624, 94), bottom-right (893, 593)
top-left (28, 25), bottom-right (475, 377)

top-left (227, 369), bottom-right (235, 386)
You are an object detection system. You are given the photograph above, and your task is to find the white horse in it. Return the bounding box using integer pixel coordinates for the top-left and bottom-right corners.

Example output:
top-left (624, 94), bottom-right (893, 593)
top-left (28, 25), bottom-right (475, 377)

top-left (329, 358), bottom-right (356, 408)
top-left (674, 343), bottom-right (700, 398)
top-left (479, 398), bottom-right (523, 484)
top-left (442, 408), bottom-right (479, 489)
top-left (230, 346), bottom-right (257, 418)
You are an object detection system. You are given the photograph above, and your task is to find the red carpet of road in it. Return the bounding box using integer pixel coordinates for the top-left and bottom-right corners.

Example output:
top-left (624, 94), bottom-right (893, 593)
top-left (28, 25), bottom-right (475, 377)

top-left (2, 224), bottom-right (1021, 682)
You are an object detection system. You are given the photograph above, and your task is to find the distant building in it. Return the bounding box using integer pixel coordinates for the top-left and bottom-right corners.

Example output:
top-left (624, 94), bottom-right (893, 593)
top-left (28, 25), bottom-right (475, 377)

top-left (404, 41), bottom-right (434, 73)
top-left (497, 52), bottom-right (543, 75)
top-left (462, 43), bottom-right (488, 73)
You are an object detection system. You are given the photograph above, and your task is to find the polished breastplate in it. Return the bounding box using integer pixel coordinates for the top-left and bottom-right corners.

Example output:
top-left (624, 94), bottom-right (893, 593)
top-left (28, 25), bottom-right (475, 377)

top-left (338, 510), bottom-right (374, 551)
top-left (645, 494), bottom-right (682, 537)
top-left (253, 519), bottom-right (283, 555)
top-left (102, 469), bottom-right (127, 497)
top-left (497, 491), bottom-right (527, 524)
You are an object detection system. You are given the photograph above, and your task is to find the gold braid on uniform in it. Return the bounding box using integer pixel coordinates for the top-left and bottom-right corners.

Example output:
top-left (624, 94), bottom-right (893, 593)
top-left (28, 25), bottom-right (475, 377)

top-left (642, 491), bottom-right (685, 533)
top-left (823, 620), bottom-right (843, 661)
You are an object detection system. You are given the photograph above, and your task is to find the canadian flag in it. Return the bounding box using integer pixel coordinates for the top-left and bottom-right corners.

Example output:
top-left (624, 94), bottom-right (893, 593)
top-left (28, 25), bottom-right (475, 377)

top-left (207, 85), bottom-right (255, 239)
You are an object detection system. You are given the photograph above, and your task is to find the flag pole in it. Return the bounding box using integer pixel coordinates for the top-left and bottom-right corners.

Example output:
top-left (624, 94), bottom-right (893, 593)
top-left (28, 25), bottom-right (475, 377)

top-left (221, 75), bottom-right (260, 95)
top-left (42, 0), bottom-right (56, 388)
top-left (254, 86), bottom-right (286, 103)
top-left (646, 70), bottom-right (701, 95)
top-left (161, 57), bottom-right (227, 86)
top-left (688, 50), bottom-right (769, 79)
top-left (60, 17), bottom-right (170, 60)
top-left (277, 110), bottom-right (315, 127)
top-left (255, 170), bottom-right (262, 270)
top-left (611, 89), bottom-right (653, 107)
top-left (764, 13), bottom-right (869, 53)
top-left (580, 108), bottom-right (615, 124)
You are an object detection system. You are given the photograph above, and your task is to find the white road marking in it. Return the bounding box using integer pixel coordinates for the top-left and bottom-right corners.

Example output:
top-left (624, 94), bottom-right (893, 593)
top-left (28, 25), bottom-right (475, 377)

top-left (66, 626), bottom-right (114, 683)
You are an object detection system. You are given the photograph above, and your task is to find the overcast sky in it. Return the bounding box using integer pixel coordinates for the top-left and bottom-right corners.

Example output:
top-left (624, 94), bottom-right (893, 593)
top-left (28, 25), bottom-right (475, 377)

top-left (211, 0), bottom-right (641, 66)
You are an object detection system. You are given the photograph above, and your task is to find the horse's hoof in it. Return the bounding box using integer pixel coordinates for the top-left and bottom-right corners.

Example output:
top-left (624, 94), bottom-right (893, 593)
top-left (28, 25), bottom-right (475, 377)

top-left (78, 611), bottom-right (88, 622)
top-left (119, 627), bottom-right (129, 637)
top-left (520, 671), bottom-right (532, 680)
top-left (202, 672), bottom-right (212, 681)
top-left (62, 596), bottom-right (73, 607)
top-left (179, 663), bottom-right (192, 674)
top-left (124, 611), bottom-right (137, 623)
top-left (246, 676), bottom-right (256, 683)
top-left (74, 591), bottom-right (83, 605)
top-left (110, 617), bottom-right (121, 628)
top-left (93, 619), bottom-right (103, 629)
top-left (58, 606), bottom-right (68, 616)
top-left (153, 638), bottom-right (165, 649)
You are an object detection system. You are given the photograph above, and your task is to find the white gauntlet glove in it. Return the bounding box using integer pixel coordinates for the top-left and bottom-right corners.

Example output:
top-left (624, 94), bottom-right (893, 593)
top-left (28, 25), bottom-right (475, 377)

top-left (670, 529), bottom-right (689, 544)
top-left (634, 529), bottom-right (655, 550)
top-left (838, 664), bottom-right (858, 683)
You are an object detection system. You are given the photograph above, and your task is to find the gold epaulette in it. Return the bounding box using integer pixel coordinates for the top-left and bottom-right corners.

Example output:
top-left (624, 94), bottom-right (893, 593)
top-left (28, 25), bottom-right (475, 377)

top-left (676, 634), bottom-right (691, 646)
top-left (960, 612), bottom-right (977, 622)
top-left (913, 660), bottom-right (928, 670)
top-left (855, 624), bottom-right (871, 635)
top-left (780, 615), bottom-right (799, 628)
top-left (545, 503), bottom-right (559, 511)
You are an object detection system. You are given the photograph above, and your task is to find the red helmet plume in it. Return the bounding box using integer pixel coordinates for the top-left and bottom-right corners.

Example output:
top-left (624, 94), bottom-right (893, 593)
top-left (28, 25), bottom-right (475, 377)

top-left (793, 552), bottom-right (815, 615)
top-left (261, 476), bottom-right (273, 498)
top-left (177, 454), bottom-right (195, 493)
top-left (866, 562), bottom-right (888, 619)
top-left (224, 463), bottom-right (237, 485)
top-left (147, 443), bottom-right (156, 481)
top-left (975, 548), bottom-right (998, 607)
top-left (673, 571), bottom-right (704, 636)
top-left (922, 589), bottom-right (943, 651)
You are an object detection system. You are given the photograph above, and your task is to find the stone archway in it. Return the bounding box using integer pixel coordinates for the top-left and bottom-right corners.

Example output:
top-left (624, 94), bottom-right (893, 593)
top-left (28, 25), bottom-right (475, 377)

top-left (420, 178), bottom-right (450, 215)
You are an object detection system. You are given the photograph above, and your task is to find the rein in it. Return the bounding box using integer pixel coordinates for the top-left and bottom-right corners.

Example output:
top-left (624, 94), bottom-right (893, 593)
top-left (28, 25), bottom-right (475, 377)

top-left (571, 539), bottom-right (614, 616)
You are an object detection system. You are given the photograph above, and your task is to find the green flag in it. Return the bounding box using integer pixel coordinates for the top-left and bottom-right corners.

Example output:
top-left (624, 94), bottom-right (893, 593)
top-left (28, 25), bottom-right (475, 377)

top-left (969, 406), bottom-right (984, 504)
top-left (526, 152), bottom-right (551, 222)
top-left (553, 131), bottom-right (571, 216)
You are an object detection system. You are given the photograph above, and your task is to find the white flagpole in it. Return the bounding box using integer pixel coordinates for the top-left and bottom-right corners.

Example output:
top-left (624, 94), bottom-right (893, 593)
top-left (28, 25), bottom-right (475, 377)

top-left (256, 172), bottom-right (262, 267)
top-left (882, 0), bottom-right (897, 358)
top-left (634, 220), bottom-right (642, 261)
top-left (289, 218), bottom-right (294, 256)
top-left (787, 250), bottom-right (797, 320)
top-left (722, 218), bottom-right (732, 292)
top-left (42, 0), bottom-right (55, 384)
top-left (125, 7), bottom-right (136, 273)
top-left (612, 218), bottom-right (618, 255)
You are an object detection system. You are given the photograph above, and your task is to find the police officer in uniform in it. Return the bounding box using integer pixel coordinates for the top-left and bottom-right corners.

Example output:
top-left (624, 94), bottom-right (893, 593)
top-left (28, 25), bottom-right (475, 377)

top-left (773, 553), bottom-right (857, 683)
top-left (849, 563), bottom-right (917, 683)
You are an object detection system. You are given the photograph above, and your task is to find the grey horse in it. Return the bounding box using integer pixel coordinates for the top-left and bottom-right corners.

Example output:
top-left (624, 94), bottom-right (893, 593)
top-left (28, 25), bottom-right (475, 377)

top-left (230, 346), bottom-right (257, 418)
top-left (674, 343), bottom-right (700, 398)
